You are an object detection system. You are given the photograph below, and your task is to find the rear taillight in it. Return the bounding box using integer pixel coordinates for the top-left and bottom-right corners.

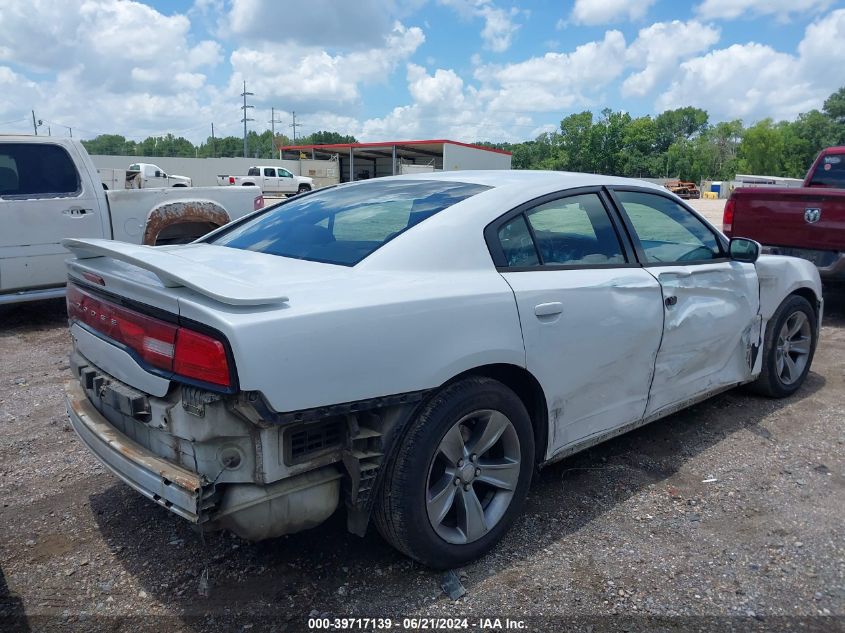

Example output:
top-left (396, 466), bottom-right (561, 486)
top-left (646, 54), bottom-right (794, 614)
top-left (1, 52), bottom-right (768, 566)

top-left (229, 176), bottom-right (235, 184)
top-left (254, 195), bottom-right (264, 210)
top-left (174, 329), bottom-right (231, 387)
top-left (67, 284), bottom-right (231, 389)
top-left (723, 198), bottom-right (736, 235)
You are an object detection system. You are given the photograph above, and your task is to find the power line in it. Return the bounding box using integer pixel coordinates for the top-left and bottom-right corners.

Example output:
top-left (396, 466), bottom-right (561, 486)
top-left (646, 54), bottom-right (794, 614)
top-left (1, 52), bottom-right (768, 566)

top-left (290, 111), bottom-right (303, 143)
top-left (240, 81), bottom-right (255, 158)
top-left (269, 107), bottom-right (284, 158)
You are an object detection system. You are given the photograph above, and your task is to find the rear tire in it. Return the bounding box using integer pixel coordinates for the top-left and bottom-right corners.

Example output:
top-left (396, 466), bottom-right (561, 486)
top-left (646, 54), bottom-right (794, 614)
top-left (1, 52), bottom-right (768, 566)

top-left (750, 294), bottom-right (817, 398)
top-left (374, 377), bottom-right (534, 569)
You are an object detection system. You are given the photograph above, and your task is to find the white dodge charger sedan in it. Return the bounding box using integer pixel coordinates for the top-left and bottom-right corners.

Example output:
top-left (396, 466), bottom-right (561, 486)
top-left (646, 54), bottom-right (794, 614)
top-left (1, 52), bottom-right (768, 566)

top-left (63, 171), bottom-right (822, 568)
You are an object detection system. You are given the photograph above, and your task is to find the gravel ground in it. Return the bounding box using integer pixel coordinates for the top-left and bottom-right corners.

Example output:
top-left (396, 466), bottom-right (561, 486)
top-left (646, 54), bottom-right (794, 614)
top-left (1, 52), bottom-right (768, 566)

top-left (1, 200), bottom-right (843, 632)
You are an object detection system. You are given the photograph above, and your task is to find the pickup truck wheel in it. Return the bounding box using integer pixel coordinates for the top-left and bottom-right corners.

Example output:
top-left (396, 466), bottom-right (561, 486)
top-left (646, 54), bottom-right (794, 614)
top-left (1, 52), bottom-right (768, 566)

top-left (297, 184), bottom-right (311, 194)
top-left (750, 295), bottom-right (817, 398)
top-left (374, 377), bottom-right (534, 569)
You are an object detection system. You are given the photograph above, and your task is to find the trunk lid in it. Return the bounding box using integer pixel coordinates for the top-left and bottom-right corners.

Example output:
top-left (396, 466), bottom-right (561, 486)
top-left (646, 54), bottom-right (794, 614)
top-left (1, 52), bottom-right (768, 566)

top-left (64, 239), bottom-right (352, 396)
top-left (730, 187), bottom-right (845, 251)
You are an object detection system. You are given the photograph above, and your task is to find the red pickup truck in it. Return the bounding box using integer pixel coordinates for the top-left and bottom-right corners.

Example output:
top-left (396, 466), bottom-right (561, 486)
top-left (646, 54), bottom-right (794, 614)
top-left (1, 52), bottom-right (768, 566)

top-left (724, 146), bottom-right (845, 283)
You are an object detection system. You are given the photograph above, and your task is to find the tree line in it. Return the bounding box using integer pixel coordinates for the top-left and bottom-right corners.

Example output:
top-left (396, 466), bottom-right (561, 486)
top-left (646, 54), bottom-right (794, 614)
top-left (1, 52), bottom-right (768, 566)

top-left (82, 86), bottom-right (845, 182)
top-left (81, 130), bottom-right (357, 160)
top-left (481, 86), bottom-right (845, 182)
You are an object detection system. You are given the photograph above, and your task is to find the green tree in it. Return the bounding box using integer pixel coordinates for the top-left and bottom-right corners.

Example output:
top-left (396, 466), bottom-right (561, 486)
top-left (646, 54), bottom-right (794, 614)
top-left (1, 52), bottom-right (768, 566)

top-left (823, 87), bottom-right (845, 123)
top-left (737, 119), bottom-right (785, 175)
top-left (81, 134), bottom-right (137, 156)
top-left (654, 107), bottom-right (709, 153)
top-left (558, 111), bottom-right (594, 172)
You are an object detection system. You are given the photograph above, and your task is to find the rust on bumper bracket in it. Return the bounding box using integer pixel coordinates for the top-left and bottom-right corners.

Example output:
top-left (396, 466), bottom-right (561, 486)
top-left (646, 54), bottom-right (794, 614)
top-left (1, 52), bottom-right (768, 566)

top-left (65, 380), bottom-right (209, 523)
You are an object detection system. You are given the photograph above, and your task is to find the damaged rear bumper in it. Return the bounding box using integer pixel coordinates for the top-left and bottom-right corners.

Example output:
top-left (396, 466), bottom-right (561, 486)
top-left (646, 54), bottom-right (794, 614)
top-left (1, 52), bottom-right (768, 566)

top-left (65, 380), bottom-right (209, 523)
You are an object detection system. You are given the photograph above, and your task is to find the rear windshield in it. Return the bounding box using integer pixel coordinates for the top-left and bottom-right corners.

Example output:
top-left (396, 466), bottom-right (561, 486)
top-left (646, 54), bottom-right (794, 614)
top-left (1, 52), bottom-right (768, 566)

top-left (209, 179), bottom-right (491, 266)
top-left (808, 154), bottom-right (845, 188)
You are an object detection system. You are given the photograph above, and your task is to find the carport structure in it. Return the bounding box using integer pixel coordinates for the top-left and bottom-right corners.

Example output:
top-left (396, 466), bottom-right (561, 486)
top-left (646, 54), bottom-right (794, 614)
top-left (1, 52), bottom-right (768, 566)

top-left (279, 139), bottom-right (511, 183)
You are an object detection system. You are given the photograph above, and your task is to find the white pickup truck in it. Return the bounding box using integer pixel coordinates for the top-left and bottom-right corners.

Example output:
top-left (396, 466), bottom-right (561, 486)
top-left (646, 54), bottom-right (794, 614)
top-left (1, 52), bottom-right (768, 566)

top-left (217, 165), bottom-right (313, 195)
top-left (0, 136), bottom-right (264, 306)
top-left (99, 163), bottom-right (192, 190)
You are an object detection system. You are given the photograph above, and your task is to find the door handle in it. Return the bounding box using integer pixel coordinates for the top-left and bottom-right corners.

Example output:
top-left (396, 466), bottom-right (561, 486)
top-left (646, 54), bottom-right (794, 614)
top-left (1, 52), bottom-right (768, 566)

top-left (534, 302), bottom-right (564, 317)
top-left (63, 207), bottom-right (92, 217)
top-left (665, 295), bottom-right (678, 307)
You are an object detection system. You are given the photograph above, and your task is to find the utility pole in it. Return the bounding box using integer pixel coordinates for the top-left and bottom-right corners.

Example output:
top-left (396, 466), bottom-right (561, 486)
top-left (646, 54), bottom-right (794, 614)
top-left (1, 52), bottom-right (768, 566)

top-left (269, 107), bottom-right (284, 159)
top-left (31, 110), bottom-right (38, 135)
top-left (240, 81), bottom-right (255, 158)
top-left (290, 111), bottom-right (303, 143)
top-left (211, 122), bottom-right (216, 158)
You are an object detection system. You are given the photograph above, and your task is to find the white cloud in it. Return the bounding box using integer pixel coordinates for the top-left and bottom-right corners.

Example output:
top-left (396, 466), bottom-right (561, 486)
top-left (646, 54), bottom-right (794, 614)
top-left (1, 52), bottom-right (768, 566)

top-left (695, 0), bottom-right (834, 21)
top-left (475, 30), bottom-right (628, 112)
top-left (438, 0), bottom-right (521, 52)
top-left (228, 22), bottom-right (424, 106)
top-left (225, 0), bottom-right (400, 49)
top-left (571, 0), bottom-right (657, 25)
top-left (622, 20), bottom-right (720, 97)
top-left (656, 9), bottom-right (845, 122)
top-left (0, 0), bottom-right (220, 94)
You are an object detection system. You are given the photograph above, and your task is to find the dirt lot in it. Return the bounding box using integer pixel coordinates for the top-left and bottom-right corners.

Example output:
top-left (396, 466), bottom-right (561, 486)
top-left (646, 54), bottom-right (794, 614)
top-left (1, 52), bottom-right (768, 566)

top-left (1, 201), bottom-right (843, 632)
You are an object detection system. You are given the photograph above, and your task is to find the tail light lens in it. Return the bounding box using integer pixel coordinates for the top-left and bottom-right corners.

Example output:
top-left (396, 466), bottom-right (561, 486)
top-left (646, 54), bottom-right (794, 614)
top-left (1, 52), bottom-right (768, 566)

top-left (229, 176), bottom-right (235, 184)
top-left (254, 195), bottom-right (264, 210)
top-left (174, 329), bottom-right (231, 387)
top-left (723, 198), bottom-right (735, 235)
top-left (67, 284), bottom-right (232, 389)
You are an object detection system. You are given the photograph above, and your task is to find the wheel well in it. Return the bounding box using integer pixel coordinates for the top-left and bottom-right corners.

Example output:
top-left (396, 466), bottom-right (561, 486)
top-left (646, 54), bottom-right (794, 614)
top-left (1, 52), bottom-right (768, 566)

top-left (154, 221), bottom-right (219, 245)
top-left (449, 364), bottom-right (548, 463)
top-left (791, 287), bottom-right (820, 319)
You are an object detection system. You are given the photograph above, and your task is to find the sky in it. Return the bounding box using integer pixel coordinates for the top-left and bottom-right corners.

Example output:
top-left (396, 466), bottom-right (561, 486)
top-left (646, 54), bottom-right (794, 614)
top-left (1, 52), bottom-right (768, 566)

top-left (1, 0), bottom-right (844, 145)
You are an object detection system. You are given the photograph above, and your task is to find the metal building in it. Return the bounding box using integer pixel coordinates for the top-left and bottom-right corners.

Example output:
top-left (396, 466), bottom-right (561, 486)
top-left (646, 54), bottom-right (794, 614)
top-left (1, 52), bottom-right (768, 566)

top-left (279, 139), bottom-right (512, 183)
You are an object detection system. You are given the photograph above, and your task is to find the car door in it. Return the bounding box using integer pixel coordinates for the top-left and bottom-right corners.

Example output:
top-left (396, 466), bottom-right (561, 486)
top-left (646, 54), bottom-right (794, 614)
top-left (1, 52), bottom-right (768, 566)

top-left (610, 188), bottom-right (761, 419)
top-left (278, 168), bottom-right (296, 194)
top-left (0, 141), bottom-right (104, 293)
top-left (263, 167), bottom-right (280, 194)
top-left (489, 189), bottom-right (665, 458)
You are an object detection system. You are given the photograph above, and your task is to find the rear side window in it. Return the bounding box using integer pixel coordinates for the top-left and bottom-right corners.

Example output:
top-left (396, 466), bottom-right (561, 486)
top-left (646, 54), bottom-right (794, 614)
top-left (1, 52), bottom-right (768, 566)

top-left (496, 193), bottom-right (625, 268)
top-left (615, 191), bottom-right (722, 263)
top-left (263, 168), bottom-right (276, 177)
top-left (0, 143), bottom-right (80, 198)
top-left (209, 179), bottom-right (491, 266)
top-left (247, 167), bottom-right (260, 176)
top-left (808, 154), bottom-right (845, 188)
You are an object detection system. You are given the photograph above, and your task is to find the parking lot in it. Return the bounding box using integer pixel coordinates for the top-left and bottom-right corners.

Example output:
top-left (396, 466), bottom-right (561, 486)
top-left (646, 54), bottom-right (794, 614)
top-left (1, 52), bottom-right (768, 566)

top-left (1, 198), bottom-right (843, 632)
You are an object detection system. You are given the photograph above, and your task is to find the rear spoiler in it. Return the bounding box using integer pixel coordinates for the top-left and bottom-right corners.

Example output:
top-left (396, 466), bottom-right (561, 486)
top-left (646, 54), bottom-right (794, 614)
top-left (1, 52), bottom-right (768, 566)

top-left (62, 238), bottom-right (288, 307)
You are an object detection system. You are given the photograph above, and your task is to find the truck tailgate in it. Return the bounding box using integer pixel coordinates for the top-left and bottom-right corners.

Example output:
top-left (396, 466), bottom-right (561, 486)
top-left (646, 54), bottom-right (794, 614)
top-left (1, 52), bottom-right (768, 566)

top-left (731, 187), bottom-right (845, 251)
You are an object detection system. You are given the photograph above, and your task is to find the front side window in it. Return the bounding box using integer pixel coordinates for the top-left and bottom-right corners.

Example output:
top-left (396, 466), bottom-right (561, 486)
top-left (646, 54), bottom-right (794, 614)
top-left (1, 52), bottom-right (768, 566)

top-left (497, 193), bottom-right (625, 267)
top-left (279, 169), bottom-right (293, 178)
top-left (0, 143), bottom-right (80, 198)
top-left (209, 179), bottom-right (491, 266)
top-left (615, 191), bottom-right (722, 264)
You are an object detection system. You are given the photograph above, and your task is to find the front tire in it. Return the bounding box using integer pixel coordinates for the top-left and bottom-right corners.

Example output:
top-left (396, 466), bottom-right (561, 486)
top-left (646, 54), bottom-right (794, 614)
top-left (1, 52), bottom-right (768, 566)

top-left (750, 294), bottom-right (817, 398)
top-left (297, 184), bottom-right (311, 194)
top-left (374, 377), bottom-right (534, 569)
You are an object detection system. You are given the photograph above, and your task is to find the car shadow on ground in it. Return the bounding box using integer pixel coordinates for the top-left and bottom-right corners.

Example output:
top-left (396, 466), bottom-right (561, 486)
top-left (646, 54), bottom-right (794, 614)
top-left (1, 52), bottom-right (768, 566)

top-left (0, 298), bottom-right (67, 337)
top-left (88, 364), bottom-right (828, 627)
top-left (0, 563), bottom-right (30, 632)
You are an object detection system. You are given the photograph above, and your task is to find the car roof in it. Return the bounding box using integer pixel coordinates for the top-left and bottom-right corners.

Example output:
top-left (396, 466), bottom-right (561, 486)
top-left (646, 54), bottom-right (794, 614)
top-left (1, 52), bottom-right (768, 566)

top-left (362, 169), bottom-right (667, 194)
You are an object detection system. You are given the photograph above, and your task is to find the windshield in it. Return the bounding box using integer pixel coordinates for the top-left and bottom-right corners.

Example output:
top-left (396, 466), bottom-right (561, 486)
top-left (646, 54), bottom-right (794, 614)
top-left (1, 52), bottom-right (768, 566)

top-left (808, 154), bottom-right (845, 188)
top-left (209, 179), bottom-right (491, 266)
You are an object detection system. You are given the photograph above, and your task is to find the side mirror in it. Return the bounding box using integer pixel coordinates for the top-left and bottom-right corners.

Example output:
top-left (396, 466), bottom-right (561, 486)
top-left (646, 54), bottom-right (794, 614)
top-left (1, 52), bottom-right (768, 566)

top-left (729, 237), bottom-right (760, 263)
top-left (154, 170), bottom-right (162, 178)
